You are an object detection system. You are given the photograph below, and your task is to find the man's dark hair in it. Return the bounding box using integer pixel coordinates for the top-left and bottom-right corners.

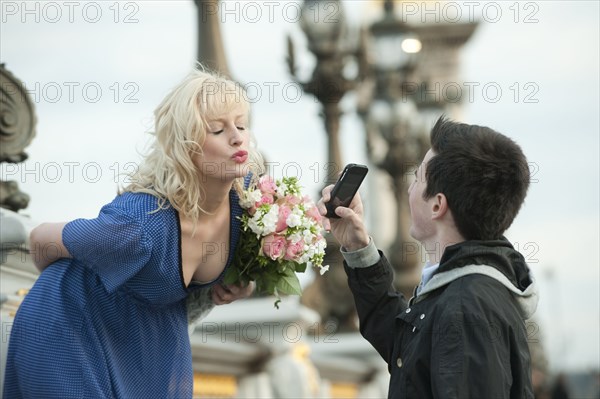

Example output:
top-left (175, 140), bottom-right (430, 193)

top-left (424, 117), bottom-right (530, 240)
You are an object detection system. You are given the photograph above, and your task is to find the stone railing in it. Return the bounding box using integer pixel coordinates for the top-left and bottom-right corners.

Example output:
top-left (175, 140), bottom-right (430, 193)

top-left (192, 296), bottom-right (388, 398)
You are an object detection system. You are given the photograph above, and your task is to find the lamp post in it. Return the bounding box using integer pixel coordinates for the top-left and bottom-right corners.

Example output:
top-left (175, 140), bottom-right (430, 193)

top-left (195, 0), bottom-right (231, 77)
top-left (290, 0), bottom-right (369, 333)
top-left (357, 0), bottom-right (428, 293)
top-left (287, 0), bottom-right (366, 184)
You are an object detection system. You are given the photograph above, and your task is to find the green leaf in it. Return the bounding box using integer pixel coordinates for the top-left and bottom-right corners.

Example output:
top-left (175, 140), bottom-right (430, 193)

top-left (222, 265), bottom-right (239, 285)
top-left (275, 267), bottom-right (302, 296)
top-left (295, 263), bottom-right (307, 273)
top-left (276, 262), bottom-right (287, 273)
top-left (257, 275), bottom-right (277, 296)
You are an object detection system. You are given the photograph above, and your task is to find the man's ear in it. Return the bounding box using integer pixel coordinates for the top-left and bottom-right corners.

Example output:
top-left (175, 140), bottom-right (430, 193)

top-left (431, 193), bottom-right (449, 220)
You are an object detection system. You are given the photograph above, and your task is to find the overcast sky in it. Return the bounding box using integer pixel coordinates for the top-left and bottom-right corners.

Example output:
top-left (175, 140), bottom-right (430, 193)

top-left (1, 1), bottom-right (598, 372)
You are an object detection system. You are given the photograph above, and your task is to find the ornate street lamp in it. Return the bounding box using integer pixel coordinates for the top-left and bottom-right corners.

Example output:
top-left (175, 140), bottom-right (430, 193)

top-left (368, 0), bottom-right (421, 72)
top-left (357, 0), bottom-right (428, 294)
top-left (289, 0), bottom-right (369, 333)
top-left (287, 0), bottom-right (366, 184)
top-left (0, 64), bottom-right (37, 212)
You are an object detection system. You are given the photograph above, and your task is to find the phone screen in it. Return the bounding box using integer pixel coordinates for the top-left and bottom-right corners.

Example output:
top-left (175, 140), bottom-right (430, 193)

top-left (332, 171), bottom-right (365, 207)
top-left (326, 164), bottom-right (368, 218)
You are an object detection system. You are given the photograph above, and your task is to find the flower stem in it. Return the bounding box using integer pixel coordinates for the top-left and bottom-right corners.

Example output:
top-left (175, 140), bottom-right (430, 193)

top-left (240, 258), bottom-right (255, 275)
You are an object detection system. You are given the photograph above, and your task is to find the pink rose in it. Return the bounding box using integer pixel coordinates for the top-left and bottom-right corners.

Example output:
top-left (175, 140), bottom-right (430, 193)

top-left (285, 195), bottom-right (301, 206)
top-left (262, 234), bottom-right (286, 260)
top-left (258, 175), bottom-right (277, 195)
top-left (255, 193), bottom-right (274, 208)
top-left (276, 205), bottom-right (292, 233)
top-left (284, 240), bottom-right (304, 261)
top-left (306, 205), bottom-right (322, 223)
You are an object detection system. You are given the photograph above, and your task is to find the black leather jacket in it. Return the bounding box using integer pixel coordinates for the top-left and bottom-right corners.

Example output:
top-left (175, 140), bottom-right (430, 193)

top-left (344, 239), bottom-right (538, 398)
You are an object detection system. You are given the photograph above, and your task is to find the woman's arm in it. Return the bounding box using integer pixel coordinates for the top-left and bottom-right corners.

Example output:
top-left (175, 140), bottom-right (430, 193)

top-left (29, 222), bottom-right (72, 272)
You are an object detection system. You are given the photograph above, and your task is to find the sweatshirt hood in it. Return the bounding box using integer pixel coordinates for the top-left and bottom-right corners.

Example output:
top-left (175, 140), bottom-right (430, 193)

top-left (415, 238), bottom-right (539, 319)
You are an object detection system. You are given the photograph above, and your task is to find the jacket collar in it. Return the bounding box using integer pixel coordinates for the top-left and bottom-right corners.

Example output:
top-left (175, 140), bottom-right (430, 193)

top-left (413, 238), bottom-right (539, 319)
top-left (413, 264), bottom-right (539, 319)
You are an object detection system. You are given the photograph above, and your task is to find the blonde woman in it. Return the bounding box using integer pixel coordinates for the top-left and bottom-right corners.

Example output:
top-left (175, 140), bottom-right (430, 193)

top-left (3, 68), bottom-right (264, 398)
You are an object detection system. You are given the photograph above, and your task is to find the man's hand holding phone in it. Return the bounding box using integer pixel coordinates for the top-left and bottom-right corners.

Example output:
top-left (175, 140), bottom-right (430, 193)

top-left (317, 164), bottom-right (370, 252)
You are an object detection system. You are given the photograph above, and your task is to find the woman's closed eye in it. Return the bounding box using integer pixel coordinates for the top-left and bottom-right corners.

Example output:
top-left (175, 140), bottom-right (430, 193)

top-left (211, 126), bottom-right (245, 134)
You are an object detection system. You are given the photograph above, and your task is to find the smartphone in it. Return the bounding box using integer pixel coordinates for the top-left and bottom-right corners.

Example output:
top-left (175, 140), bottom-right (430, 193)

top-left (325, 164), bottom-right (369, 218)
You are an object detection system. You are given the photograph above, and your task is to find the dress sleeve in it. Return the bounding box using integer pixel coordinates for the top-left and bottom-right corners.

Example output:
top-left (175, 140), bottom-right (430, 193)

top-left (62, 202), bottom-right (152, 293)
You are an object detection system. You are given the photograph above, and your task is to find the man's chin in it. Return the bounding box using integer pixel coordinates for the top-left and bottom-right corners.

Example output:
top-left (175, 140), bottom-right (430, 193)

top-left (408, 227), bottom-right (418, 241)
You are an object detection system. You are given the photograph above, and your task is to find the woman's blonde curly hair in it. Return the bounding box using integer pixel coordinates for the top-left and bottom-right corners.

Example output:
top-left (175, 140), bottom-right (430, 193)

top-left (122, 66), bottom-right (264, 224)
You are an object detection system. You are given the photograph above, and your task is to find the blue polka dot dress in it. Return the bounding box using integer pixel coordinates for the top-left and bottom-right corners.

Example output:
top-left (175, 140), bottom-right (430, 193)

top-left (3, 185), bottom-right (245, 398)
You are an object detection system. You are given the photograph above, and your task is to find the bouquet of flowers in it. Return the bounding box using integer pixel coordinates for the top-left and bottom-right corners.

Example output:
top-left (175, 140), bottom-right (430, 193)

top-left (223, 175), bottom-right (329, 308)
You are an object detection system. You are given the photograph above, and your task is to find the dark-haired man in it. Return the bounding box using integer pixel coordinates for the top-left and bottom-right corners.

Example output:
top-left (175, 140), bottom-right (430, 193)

top-left (318, 117), bottom-right (538, 398)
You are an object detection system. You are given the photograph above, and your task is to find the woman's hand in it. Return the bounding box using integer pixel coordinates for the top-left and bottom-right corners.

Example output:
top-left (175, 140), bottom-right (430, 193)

top-left (212, 281), bottom-right (255, 305)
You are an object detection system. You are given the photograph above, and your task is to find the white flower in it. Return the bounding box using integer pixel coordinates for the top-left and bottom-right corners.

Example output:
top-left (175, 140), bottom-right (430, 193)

top-left (302, 229), bottom-right (315, 244)
top-left (319, 265), bottom-right (330, 275)
top-left (262, 204), bottom-right (279, 235)
top-left (315, 241), bottom-right (326, 255)
top-left (248, 214), bottom-right (263, 236)
top-left (289, 233), bottom-right (303, 244)
top-left (301, 218), bottom-right (313, 230)
top-left (286, 209), bottom-right (303, 228)
top-left (240, 189), bottom-right (262, 209)
top-left (276, 183), bottom-right (286, 197)
top-left (298, 253), bottom-right (310, 264)
top-left (250, 189), bottom-right (262, 202)
top-left (312, 239), bottom-right (327, 254)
